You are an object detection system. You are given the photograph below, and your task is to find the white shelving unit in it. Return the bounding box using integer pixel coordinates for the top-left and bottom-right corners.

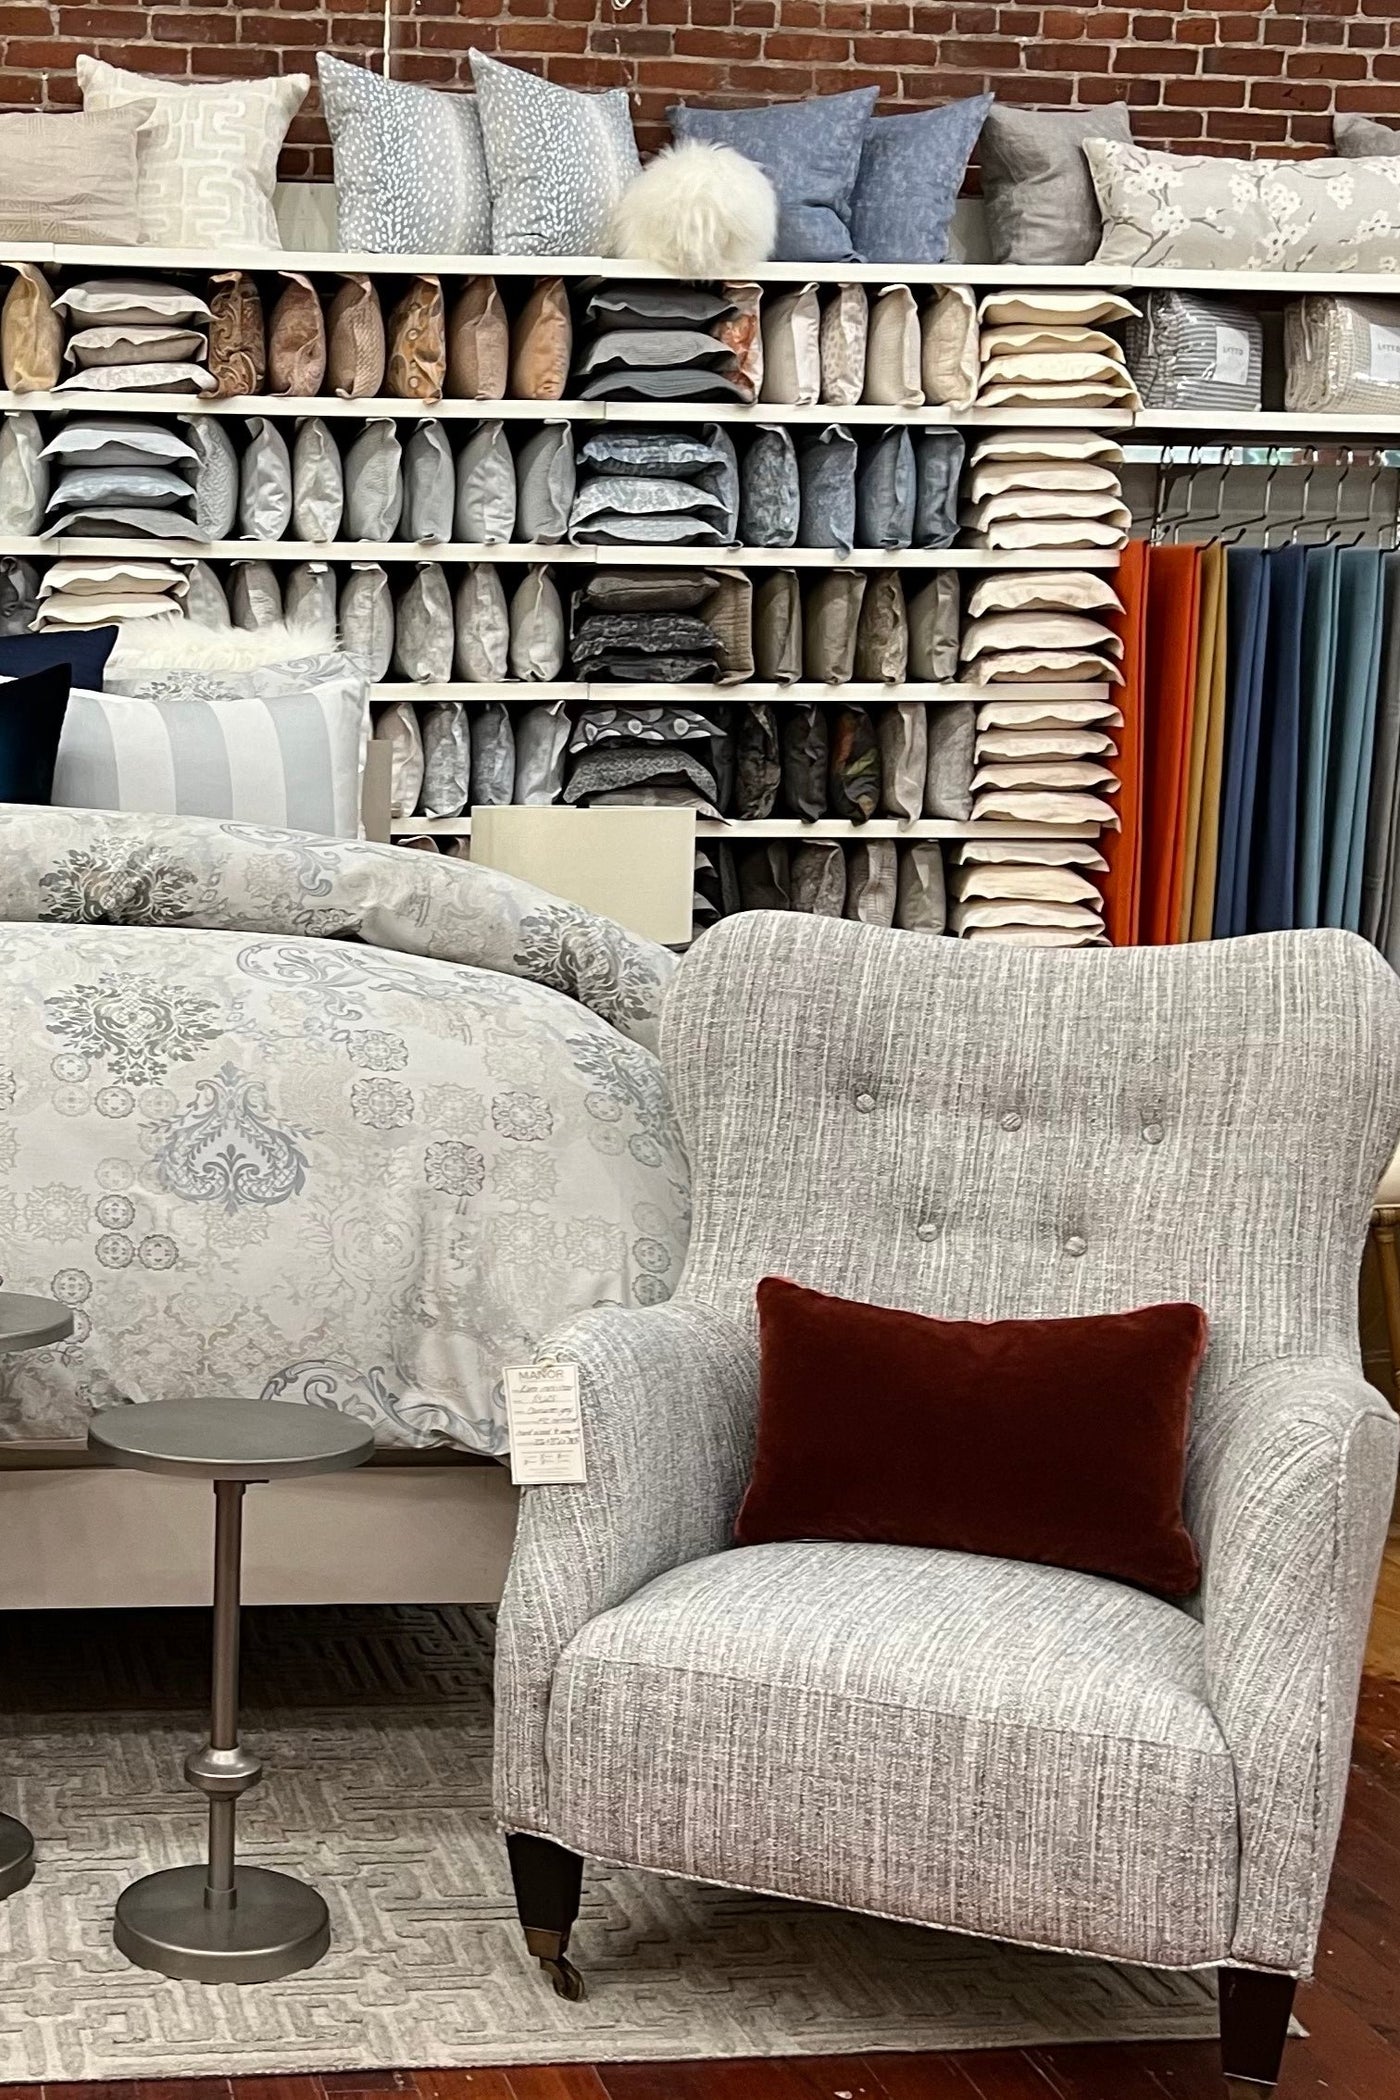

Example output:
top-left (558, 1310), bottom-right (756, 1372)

top-left (369, 681), bottom-right (1114, 705)
top-left (394, 815), bottom-right (1097, 841)
top-left (0, 538), bottom-right (1120, 570)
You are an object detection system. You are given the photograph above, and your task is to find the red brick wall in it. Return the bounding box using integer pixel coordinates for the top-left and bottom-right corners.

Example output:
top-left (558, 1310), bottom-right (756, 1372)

top-left (0, 0), bottom-right (1394, 183)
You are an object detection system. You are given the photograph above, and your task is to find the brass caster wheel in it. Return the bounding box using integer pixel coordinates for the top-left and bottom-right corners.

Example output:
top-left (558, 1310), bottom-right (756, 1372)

top-left (540, 1953), bottom-right (585, 2001)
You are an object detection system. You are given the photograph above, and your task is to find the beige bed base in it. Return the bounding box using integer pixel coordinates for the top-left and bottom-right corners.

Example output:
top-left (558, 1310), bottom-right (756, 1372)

top-left (0, 1445), bottom-right (518, 1608)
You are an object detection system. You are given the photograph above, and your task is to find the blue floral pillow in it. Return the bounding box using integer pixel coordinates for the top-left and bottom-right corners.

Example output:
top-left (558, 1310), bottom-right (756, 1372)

top-left (668, 87), bottom-right (879, 262)
top-left (850, 94), bottom-right (993, 263)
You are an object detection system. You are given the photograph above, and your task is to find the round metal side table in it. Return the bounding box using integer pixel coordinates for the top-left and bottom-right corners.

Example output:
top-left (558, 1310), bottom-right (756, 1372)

top-left (0, 1290), bottom-right (74, 1901)
top-left (87, 1397), bottom-right (374, 1983)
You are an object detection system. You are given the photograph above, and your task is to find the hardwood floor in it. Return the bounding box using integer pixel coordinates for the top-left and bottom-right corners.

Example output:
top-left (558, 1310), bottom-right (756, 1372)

top-left (17, 1537), bottom-right (1400, 2100)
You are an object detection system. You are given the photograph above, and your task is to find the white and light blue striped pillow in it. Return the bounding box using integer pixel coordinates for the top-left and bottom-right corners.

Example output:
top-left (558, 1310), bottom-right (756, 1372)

top-left (53, 658), bottom-right (369, 839)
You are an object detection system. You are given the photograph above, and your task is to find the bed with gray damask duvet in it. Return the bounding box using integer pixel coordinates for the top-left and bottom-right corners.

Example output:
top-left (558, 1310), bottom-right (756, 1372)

top-left (0, 806), bottom-right (688, 1457)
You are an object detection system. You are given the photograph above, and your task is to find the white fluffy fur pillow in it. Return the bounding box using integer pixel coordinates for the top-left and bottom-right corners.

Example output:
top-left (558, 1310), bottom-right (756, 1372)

top-left (107, 615), bottom-right (338, 676)
top-left (608, 140), bottom-right (777, 277)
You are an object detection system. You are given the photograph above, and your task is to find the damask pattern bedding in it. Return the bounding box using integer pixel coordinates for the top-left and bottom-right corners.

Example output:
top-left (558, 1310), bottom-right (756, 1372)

top-left (0, 806), bottom-right (688, 1454)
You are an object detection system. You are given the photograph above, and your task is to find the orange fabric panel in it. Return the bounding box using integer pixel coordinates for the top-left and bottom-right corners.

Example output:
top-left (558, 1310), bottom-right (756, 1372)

top-left (1102, 538), bottom-right (1147, 946)
top-left (1142, 544), bottom-right (1202, 945)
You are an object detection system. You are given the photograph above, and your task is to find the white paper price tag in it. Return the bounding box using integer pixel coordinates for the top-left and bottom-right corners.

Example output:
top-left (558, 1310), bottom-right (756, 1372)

top-left (503, 1361), bottom-right (587, 1485)
top-left (1365, 322), bottom-right (1400, 385)
top-left (1212, 325), bottom-right (1251, 389)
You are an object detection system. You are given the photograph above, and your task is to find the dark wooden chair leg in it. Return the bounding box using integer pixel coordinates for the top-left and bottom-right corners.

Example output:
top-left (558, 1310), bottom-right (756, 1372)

top-left (1219, 1966), bottom-right (1297, 2087)
top-left (505, 1830), bottom-right (586, 2000)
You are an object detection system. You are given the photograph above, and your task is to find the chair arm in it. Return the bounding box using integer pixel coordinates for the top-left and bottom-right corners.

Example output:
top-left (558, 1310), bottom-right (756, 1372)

top-left (1188, 1357), bottom-right (1398, 1972)
top-left (492, 1297), bottom-right (758, 1834)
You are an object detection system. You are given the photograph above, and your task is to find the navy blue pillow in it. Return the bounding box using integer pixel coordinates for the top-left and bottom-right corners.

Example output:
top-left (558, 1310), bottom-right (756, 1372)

top-left (851, 95), bottom-right (993, 263)
top-left (668, 88), bottom-right (879, 262)
top-left (0, 626), bottom-right (117, 691)
top-left (0, 664), bottom-right (73, 805)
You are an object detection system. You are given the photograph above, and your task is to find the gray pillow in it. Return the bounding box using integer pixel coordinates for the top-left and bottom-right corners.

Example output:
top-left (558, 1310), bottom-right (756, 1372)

top-left (851, 96), bottom-right (991, 264)
top-left (238, 416), bottom-right (292, 541)
top-left (736, 841), bottom-right (791, 911)
top-left (908, 572), bottom-right (961, 682)
top-left (843, 840), bottom-right (897, 926)
top-left (914, 428), bottom-right (965, 549)
top-left (339, 562), bottom-right (394, 681)
top-left (790, 839), bottom-right (846, 917)
top-left (514, 702), bottom-right (570, 803)
top-left (587, 284), bottom-right (733, 328)
top-left (577, 366), bottom-right (750, 404)
top-left (285, 560), bottom-right (338, 633)
top-left (924, 701), bottom-right (975, 821)
top-left (0, 555), bottom-right (39, 634)
top-left (420, 700), bottom-right (472, 818)
top-left (856, 427), bottom-right (915, 551)
top-left (828, 703), bottom-right (879, 822)
top-left (470, 701), bottom-right (516, 805)
top-left (44, 417), bottom-right (197, 469)
top-left (1336, 112), bottom-right (1399, 158)
top-left (735, 702), bottom-right (781, 820)
top-left (291, 417), bottom-right (344, 543)
top-left (229, 560), bottom-right (283, 630)
top-left (49, 464), bottom-right (190, 511)
top-left (394, 562), bottom-right (454, 683)
top-left (345, 420), bottom-right (403, 541)
top-left (895, 841), bottom-right (946, 934)
top-left (855, 570), bottom-right (909, 683)
top-left (401, 418), bottom-right (455, 544)
top-left (182, 415), bottom-right (239, 542)
top-left (702, 421), bottom-right (739, 542)
top-left (578, 430), bottom-right (729, 476)
top-left (753, 570), bottom-right (802, 684)
top-left (804, 569), bottom-right (866, 684)
top-left (0, 411), bottom-right (48, 535)
top-left (668, 86), bottom-right (879, 262)
top-left (471, 50), bottom-right (639, 255)
top-left (878, 700), bottom-right (927, 820)
top-left (515, 423), bottom-right (575, 543)
top-left (980, 102), bottom-right (1134, 266)
top-left (182, 559), bottom-right (230, 628)
top-left (739, 426), bottom-right (800, 548)
top-left (781, 702), bottom-right (829, 819)
top-left (797, 425), bottom-right (857, 556)
top-left (577, 327), bottom-right (737, 375)
top-left (565, 745), bottom-right (719, 811)
top-left (510, 566), bottom-right (564, 681)
top-left (455, 564), bottom-right (510, 681)
top-left (456, 420), bottom-right (517, 544)
top-left (317, 54), bottom-right (492, 254)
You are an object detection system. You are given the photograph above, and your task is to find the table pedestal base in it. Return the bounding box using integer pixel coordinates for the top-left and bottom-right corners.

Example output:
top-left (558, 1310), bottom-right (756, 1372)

top-left (114, 1864), bottom-right (329, 1984)
top-left (0, 1814), bottom-right (34, 1901)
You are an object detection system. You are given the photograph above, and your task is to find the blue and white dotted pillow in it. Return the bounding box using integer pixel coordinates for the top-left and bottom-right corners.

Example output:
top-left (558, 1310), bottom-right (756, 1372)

top-left (317, 55), bottom-right (492, 256)
top-left (469, 50), bottom-right (640, 257)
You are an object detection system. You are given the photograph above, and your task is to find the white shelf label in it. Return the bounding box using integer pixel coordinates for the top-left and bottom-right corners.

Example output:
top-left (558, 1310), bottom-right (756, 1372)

top-left (503, 1360), bottom-right (587, 1485)
top-left (1364, 322), bottom-right (1400, 385)
top-left (1212, 325), bottom-right (1252, 389)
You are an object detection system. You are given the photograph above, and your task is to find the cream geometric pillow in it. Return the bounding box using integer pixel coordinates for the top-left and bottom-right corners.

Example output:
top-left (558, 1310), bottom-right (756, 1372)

top-left (77, 56), bottom-right (308, 251)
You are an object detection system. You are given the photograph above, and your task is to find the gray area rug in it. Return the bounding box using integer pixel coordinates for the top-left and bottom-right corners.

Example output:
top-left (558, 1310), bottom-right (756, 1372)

top-left (0, 1604), bottom-right (1218, 2080)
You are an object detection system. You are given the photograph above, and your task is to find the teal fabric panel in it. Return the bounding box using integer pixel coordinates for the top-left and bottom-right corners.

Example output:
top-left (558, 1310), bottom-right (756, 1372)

top-left (1369, 555), bottom-right (1400, 958)
top-left (1250, 545), bottom-right (1305, 934)
top-left (1294, 546), bottom-right (1340, 931)
top-left (1323, 549), bottom-right (1384, 931)
top-left (1213, 547), bottom-right (1269, 940)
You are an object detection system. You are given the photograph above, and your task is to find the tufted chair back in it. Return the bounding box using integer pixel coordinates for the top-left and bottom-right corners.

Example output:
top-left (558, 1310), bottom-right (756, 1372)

top-left (662, 915), bottom-right (1400, 1424)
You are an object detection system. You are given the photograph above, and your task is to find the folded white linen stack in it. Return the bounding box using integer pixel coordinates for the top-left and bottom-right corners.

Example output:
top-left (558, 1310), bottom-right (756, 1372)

top-left (33, 555), bottom-right (189, 631)
top-left (948, 833), bottom-right (1110, 947)
top-left (959, 561), bottom-right (1125, 685)
top-left (974, 288), bottom-right (1142, 410)
top-left (961, 420), bottom-right (1133, 555)
top-left (52, 279), bottom-right (216, 397)
top-left (967, 683), bottom-right (1124, 837)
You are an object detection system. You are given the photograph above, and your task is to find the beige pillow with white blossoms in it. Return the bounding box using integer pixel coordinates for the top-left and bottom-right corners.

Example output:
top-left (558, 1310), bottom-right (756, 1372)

top-left (1084, 138), bottom-right (1400, 272)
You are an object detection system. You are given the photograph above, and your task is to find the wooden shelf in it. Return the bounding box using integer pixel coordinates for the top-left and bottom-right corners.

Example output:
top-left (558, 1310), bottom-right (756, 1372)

top-left (10, 538), bottom-right (1124, 570)
top-left (392, 815), bottom-right (1097, 840)
top-left (370, 680), bottom-right (1114, 704)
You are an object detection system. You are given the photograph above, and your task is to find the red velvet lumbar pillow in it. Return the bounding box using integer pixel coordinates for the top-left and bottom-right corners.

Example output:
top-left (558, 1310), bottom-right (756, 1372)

top-left (735, 1277), bottom-right (1208, 1596)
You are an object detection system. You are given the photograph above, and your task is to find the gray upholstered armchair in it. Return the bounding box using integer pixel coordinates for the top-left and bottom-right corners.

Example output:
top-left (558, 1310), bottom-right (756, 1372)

top-left (494, 913), bottom-right (1400, 2088)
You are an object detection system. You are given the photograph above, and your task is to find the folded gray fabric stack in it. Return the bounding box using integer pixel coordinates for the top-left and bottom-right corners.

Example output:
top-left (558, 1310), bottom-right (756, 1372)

top-left (573, 282), bottom-right (749, 404)
top-left (568, 427), bottom-right (738, 548)
top-left (1124, 290), bottom-right (1263, 412)
top-left (695, 837), bottom-right (948, 942)
top-left (960, 429), bottom-right (1131, 557)
top-left (568, 566), bottom-right (729, 683)
top-left (948, 832), bottom-right (1109, 947)
top-left (1284, 295), bottom-right (1400, 414)
top-left (53, 279), bottom-right (215, 397)
top-left (563, 703), bottom-right (727, 816)
top-left (34, 411), bottom-right (203, 551)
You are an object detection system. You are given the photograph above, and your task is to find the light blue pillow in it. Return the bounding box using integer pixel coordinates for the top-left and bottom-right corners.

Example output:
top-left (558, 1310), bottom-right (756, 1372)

top-left (851, 94), bottom-right (992, 263)
top-left (668, 87), bottom-right (879, 262)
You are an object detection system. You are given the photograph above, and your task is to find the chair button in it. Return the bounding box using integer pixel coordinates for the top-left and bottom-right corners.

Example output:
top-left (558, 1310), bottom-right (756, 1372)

top-left (855, 1091), bottom-right (876, 1113)
top-left (1143, 1121), bottom-right (1164, 1144)
top-left (915, 1221), bottom-right (937, 1242)
top-left (1064, 1234), bottom-right (1088, 1257)
top-left (1000, 1111), bottom-right (1022, 1131)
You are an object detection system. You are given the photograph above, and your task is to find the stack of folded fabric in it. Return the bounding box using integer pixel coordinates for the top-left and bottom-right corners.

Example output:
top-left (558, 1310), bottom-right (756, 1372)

top-left (958, 564), bottom-right (1126, 685)
top-left (562, 703), bottom-right (725, 815)
top-left (573, 283), bottom-right (750, 404)
top-left (569, 427), bottom-right (738, 548)
top-left (53, 280), bottom-right (216, 396)
top-left (948, 835), bottom-right (1109, 947)
top-left (569, 568), bottom-right (725, 684)
top-left (40, 411), bottom-right (202, 547)
top-left (974, 289), bottom-right (1141, 421)
top-left (960, 428), bottom-right (1131, 558)
top-left (967, 688), bottom-right (1123, 837)
top-left (1124, 290), bottom-right (1263, 413)
top-left (33, 555), bottom-right (188, 632)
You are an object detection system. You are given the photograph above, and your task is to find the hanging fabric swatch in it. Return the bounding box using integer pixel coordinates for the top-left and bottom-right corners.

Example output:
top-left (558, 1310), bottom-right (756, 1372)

top-left (1249, 543), bottom-right (1305, 934)
top-left (1294, 545), bottom-right (1341, 930)
top-left (1140, 543), bottom-right (1200, 945)
top-left (1323, 548), bottom-right (1385, 932)
top-left (1184, 543), bottom-right (1227, 943)
top-left (1102, 537), bottom-right (1146, 945)
top-left (1212, 547), bottom-right (1270, 941)
top-left (1363, 553), bottom-right (1400, 952)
